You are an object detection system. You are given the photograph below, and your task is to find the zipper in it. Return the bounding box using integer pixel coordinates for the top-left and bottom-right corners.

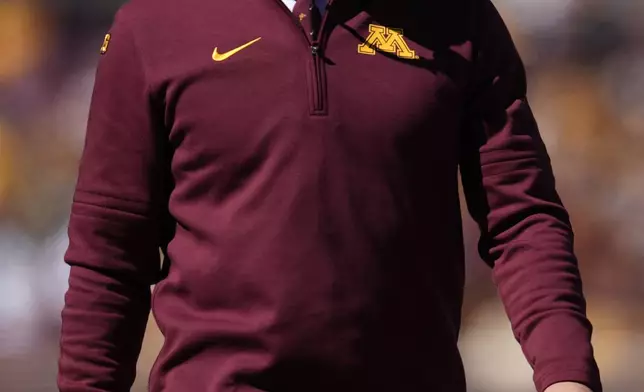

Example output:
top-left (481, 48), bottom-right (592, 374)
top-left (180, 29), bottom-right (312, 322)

top-left (272, 0), bottom-right (332, 115)
top-left (310, 0), bottom-right (331, 114)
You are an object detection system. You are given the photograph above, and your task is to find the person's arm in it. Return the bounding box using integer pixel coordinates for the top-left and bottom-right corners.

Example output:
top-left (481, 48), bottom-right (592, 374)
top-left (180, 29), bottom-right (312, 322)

top-left (545, 382), bottom-right (593, 392)
top-left (58, 8), bottom-right (169, 392)
top-left (459, 2), bottom-right (602, 392)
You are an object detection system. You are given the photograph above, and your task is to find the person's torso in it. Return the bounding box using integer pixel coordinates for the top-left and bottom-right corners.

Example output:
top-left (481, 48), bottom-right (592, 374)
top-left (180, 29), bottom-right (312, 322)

top-left (126, 0), bottom-right (478, 390)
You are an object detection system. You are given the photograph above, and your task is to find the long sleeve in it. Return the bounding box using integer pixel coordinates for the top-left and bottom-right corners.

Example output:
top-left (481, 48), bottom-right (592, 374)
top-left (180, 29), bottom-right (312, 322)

top-left (459, 2), bottom-right (602, 391)
top-left (58, 8), bottom-right (169, 392)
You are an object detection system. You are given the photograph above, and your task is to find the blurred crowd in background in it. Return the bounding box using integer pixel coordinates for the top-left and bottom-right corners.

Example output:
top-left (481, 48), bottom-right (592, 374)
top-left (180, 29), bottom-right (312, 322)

top-left (0, 0), bottom-right (642, 391)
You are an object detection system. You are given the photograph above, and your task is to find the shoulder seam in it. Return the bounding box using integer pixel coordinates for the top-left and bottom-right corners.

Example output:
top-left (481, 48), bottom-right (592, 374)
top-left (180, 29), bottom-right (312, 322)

top-left (114, 6), bottom-right (154, 95)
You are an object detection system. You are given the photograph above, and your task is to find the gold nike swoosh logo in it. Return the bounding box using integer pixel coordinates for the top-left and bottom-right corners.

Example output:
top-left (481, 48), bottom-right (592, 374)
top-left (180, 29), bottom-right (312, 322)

top-left (212, 37), bottom-right (262, 62)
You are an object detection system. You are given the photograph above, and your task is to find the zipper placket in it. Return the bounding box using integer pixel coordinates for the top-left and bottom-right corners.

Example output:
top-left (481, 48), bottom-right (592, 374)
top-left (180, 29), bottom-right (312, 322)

top-left (310, 28), bottom-right (324, 113)
top-left (272, 0), bottom-right (333, 115)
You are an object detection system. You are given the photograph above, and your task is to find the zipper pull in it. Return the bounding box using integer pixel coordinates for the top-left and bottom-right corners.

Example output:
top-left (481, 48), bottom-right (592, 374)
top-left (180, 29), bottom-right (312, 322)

top-left (311, 44), bottom-right (320, 56)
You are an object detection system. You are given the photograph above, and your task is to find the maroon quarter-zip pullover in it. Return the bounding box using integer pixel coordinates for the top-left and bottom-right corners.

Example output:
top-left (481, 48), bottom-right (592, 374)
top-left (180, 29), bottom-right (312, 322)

top-left (59, 0), bottom-right (602, 391)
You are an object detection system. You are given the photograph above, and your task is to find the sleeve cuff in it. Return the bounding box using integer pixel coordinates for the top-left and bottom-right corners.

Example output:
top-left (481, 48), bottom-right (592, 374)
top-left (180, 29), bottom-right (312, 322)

top-left (535, 367), bottom-right (603, 392)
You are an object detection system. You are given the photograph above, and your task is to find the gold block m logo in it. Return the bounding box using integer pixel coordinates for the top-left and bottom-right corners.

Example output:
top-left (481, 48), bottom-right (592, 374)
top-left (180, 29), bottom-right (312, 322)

top-left (358, 24), bottom-right (419, 59)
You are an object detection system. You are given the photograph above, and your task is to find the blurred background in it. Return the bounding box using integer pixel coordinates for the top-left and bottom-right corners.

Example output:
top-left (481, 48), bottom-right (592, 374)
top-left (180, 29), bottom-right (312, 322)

top-left (0, 0), bottom-right (642, 391)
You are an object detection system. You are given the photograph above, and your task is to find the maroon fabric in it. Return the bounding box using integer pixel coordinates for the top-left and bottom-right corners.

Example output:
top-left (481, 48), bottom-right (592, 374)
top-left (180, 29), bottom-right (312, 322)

top-left (58, 0), bottom-right (601, 391)
top-left (293, 0), bottom-right (322, 39)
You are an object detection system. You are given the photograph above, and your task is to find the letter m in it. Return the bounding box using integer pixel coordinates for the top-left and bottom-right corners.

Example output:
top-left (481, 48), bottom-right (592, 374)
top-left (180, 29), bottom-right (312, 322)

top-left (358, 24), bottom-right (417, 59)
